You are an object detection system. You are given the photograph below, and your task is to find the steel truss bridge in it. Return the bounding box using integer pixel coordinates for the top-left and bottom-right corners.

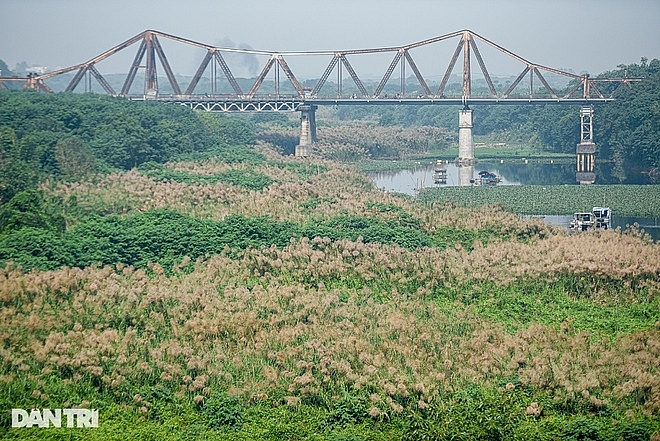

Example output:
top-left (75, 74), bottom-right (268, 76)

top-left (1, 29), bottom-right (641, 110)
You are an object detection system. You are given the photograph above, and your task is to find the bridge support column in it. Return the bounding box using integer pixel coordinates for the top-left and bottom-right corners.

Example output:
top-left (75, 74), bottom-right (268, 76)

top-left (458, 164), bottom-right (474, 186)
top-left (458, 107), bottom-right (474, 164)
top-left (296, 105), bottom-right (317, 157)
top-left (576, 106), bottom-right (596, 184)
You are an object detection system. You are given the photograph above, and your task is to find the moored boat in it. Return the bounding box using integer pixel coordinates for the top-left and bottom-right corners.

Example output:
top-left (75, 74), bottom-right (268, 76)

top-left (569, 207), bottom-right (611, 231)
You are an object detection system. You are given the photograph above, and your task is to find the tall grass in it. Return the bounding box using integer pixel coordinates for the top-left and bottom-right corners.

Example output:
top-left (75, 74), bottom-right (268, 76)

top-left (2, 148), bottom-right (659, 439)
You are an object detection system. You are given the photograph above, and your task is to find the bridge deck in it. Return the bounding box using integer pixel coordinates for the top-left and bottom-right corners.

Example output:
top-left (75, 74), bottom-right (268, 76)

top-left (150, 96), bottom-right (614, 112)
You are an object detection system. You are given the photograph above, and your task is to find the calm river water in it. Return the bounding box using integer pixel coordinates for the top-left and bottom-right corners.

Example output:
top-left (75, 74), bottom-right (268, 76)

top-left (370, 160), bottom-right (660, 241)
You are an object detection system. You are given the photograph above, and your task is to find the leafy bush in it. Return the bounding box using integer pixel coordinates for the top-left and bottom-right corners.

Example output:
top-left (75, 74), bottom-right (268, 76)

top-left (0, 200), bottom-right (551, 271)
top-left (615, 420), bottom-right (652, 441)
top-left (0, 227), bottom-right (72, 270)
top-left (0, 189), bottom-right (65, 234)
top-left (0, 209), bottom-right (300, 271)
top-left (561, 416), bottom-right (603, 441)
top-left (326, 432), bottom-right (364, 441)
top-left (324, 394), bottom-right (370, 428)
top-left (404, 386), bottom-right (526, 441)
top-left (302, 214), bottom-right (433, 250)
top-left (201, 391), bottom-right (243, 430)
top-left (172, 142), bottom-right (267, 164)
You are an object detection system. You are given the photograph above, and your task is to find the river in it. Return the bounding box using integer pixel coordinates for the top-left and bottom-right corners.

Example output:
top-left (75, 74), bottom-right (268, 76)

top-left (370, 160), bottom-right (660, 241)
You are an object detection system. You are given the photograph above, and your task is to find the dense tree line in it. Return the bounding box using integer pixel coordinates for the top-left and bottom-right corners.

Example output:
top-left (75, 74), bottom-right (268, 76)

top-left (0, 90), bottom-right (256, 203)
top-left (598, 59), bottom-right (660, 169)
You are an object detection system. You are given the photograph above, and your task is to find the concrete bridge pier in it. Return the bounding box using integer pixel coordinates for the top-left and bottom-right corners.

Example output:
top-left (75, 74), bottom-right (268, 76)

top-left (576, 106), bottom-right (596, 184)
top-left (295, 104), bottom-right (317, 157)
top-left (458, 107), bottom-right (475, 164)
top-left (458, 164), bottom-right (474, 186)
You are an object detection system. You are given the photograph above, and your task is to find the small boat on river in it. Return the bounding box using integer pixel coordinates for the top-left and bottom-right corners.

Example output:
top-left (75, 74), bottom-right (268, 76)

top-left (569, 207), bottom-right (611, 231)
top-left (470, 170), bottom-right (502, 185)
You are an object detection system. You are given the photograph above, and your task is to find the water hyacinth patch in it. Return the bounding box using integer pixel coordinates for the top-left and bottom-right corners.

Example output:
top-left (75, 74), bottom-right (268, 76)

top-left (418, 184), bottom-right (660, 217)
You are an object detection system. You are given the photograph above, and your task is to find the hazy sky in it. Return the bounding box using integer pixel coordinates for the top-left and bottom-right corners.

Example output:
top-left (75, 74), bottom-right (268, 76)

top-left (2, 0), bottom-right (659, 80)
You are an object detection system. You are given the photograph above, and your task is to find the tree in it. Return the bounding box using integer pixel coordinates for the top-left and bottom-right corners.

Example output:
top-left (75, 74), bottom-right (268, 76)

top-left (197, 112), bottom-right (255, 146)
top-left (55, 136), bottom-right (97, 180)
top-left (0, 126), bottom-right (40, 203)
top-left (0, 189), bottom-right (65, 233)
top-left (0, 126), bottom-right (17, 151)
top-left (0, 156), bottom-right (40, 204)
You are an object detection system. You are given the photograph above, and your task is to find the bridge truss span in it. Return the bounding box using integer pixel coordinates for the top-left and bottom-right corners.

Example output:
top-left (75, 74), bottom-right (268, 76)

top-left (1, 29), bottom-right (641, 104)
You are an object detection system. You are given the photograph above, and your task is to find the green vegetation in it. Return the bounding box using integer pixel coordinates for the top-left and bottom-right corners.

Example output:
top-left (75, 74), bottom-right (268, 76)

top-left (0, 201), bottom-right (514, 272)
top-left (0, 85), bottom-right (659, 440)
top-left (2, 222), bottom-right (659, 439)
top-left (0, 90), bottom-right (256, 202)
top-left (138, 162), bottom-right (274, 191)
top-left (418, 185), bottom-right (660, 216)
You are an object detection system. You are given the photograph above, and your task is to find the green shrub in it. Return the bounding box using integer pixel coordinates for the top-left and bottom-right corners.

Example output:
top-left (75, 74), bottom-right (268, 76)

top-left (404, 386), bottom-right (525, 441)
top-left (201, 391), bottom-right (243, 430)
top-left (0, 209), bottom-right (301, 271)
top-left (303, 214), bottom-right (433, 250)
top-left (324, 394), bottom-right (370, 428)
top-left (615, 420), bottom-right (652, 441)
top-left (561, 416), bottom-right (603, 441)
top-left (327, 432), bottom-right (364, 441)
top-left (0, 189), bottom-right (65, 234)
top-left (138, 162), bottom-right (274, 190)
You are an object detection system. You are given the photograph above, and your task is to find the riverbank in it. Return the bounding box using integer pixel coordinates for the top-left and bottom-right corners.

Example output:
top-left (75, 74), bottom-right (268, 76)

top-left (417, 184), bottom-right (660, 217)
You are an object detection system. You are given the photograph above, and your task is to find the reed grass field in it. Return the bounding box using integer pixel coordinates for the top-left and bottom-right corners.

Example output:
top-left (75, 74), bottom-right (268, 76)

top-left (1, 147), bottom-right (659, 440)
